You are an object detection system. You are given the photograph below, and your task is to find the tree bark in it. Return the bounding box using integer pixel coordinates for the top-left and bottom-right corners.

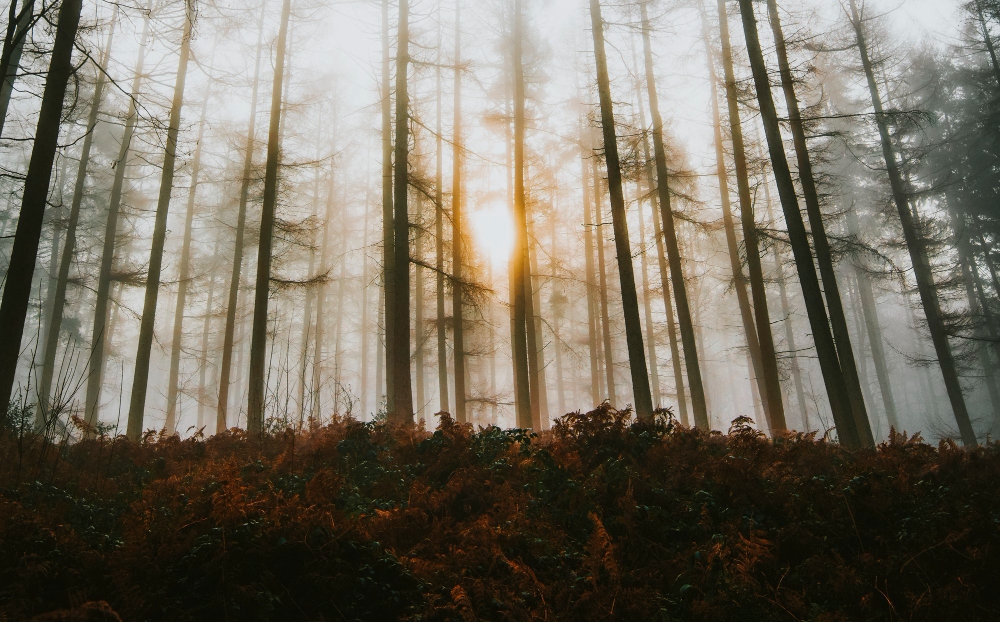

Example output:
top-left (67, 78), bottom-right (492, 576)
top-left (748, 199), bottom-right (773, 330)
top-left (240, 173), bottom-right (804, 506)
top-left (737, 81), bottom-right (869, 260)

top-left (511, 0), bottom-right (532, 428)
top-left (737, 0), bottom-right (862, 448)
top-left (589, 0), bottom-right (653, 419)
top-left (848, 0), bottom-right (977, 446)
top-left (38, 16), bottom-right (115, 422)
top-left (716, 0), bottom-right (785, 431)
top-left (452, 0), bottom-right (467, 423)
top-left (247, 0), bottom-right (293, 433)
top-left (765, 0), bottom-right (873, 445)
top-left (165, 83), bottom-right (211, 434)
top-left (0, 0), bottom-right (83, 421)
top-left (592, 164), bottom-right (616, 407)
top-left (85, 6), bottom-right (151, 429)
top-left (218, 5), bottom-right (266, 434)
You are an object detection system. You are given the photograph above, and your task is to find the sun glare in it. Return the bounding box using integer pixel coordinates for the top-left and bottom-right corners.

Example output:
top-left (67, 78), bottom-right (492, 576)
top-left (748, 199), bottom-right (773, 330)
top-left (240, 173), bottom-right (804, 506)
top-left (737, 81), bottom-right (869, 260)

top-left (470, 203), bottom-right (515, 270)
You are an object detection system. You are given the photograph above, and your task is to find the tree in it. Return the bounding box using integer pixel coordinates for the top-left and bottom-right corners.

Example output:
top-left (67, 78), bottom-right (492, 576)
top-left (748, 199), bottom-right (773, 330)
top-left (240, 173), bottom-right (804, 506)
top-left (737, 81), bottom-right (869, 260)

top-left (848, 0), bottom-right (978, 447)
top-left (0, 0), bottom-right (84, 421)
top-left (452, 0), bottom-right (468, 422)
top-left (0, 0), bottom-right (35, 139)
top-left (247, 0), bottom-right (293, 433)
top-left (588, 0), bottom-right (653, 419)
top-left (126, 4), bottom-right (195, 440)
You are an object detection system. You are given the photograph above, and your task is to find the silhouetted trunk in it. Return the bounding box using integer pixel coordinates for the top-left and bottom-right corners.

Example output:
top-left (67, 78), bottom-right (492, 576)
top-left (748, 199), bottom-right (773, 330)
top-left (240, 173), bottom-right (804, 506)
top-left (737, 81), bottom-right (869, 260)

top-left (198, 272), bottom-right (216, 431)
top-left (0, 0), bottom-right (83, 420)
top-left (581, 125), bottom-right (601, 407)
top-left (381, 0), bottom-right (396, 419)
top-left (38, 158), bottom-right (66, 388)
top-left (524, 223), bottom-right (542, 425)
top-left (218, 6), bottom-right (265, 433)
top-left (85, 7), bottom-right (150, 428)
top-left (165, 85), bottom-right (210, 434)
top-left (434, 13), bottom-right (449, 416)
top-left (592, 164), bottom-right (616, 407)
top-left (849, 0), bottom-right (977, 446)
top-left (716, 0), bottom-right (785, 431)
top-left (737, 0), bottom-right (862, 448)
top-left (528, 221), bottom-right (549, 425)
top-left (38, 16), bottom-right (115, 423)
top-left (0, 0), bottom-right (33, 139)
top-left (452, 0), bottom-right (467, 422)
top-left (699, 2), bottom-right (763, 429)
top-left (511, 0), bottom-right (532, 428)
top-left (416, 199), bottom-right (427, 417)
top-left (638, 1), bottom-right (700, 424)
top-left (247, 0), bottom-right (293, 433)
top-left (361, 186), bottom-right (372, 416)
top-left (389, 0), bottom-right (414, 425)
top-left (766, 0), bottom-right (873, 445)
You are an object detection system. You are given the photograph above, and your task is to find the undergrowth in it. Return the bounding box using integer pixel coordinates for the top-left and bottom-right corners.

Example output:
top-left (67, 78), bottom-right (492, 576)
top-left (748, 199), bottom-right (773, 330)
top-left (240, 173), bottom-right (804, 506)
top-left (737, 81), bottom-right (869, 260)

top-left (1, 406), bottom-right (998, 621)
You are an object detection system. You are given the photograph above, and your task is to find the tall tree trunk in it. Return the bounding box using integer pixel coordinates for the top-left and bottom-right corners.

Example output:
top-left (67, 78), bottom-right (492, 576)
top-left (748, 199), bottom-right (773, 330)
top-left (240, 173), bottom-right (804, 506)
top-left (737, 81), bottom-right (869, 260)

top-left (715, 0), bottom-right (785, 431)
top-left (592, 164), bottom-right (616, 406)
top-left (511, 0), bottom-right (532, 428)
top-left (849, 0), bottom-right (977, 446)
top-left (390, 0), bottom-right (414, 424)
top-left (589, 0), bottom-right (653, 419)
top-left (38, 15), bottom-right (115, 422)
top-left (313, 162), bottom-right (335, 419)
top-left (415, 198), bottom-right (427, 417)
top-left (0, 0), bottom-right (34, 139)
top-left (638, 1), bottom-right (703, 425)
top-left (699, 1), bottom-right (762, 428)
top-left (333, 240), bottom-right (347, 414)
top-left (38, 157), bottom-right (66, 392)
top-left (0, 0), bottom-right (83, 421)
top-left (218, 6), bottom-right (265, 433)
top-left (361, 183), bottom-right (372, 417)
top-left (765, 0), bottom-right (873, 445)
top-left (737, 0), bottom-right (862, 448)
top-left (581, 124), bottom-right (601, 407)
top-left (165, 83), bottom-right (211, 434)
top-left (381, 0), bottom-right (396, 419)
top-left (298, 125), bottom-right (322, 423)
top-left (247, 0), bottom-right (293, 433)
top-left (434, 8), bottom-right (449, 416)
top-left (846, 206), bottom-right (899, 431)
top-left (528, 220), bottom-right (549, 425)
top-left (85, 6), bottom-right (151, 429)
top-left (451, 0), bottom-right (467, 422)
top-left (197, 270), bottom-right (216, 431)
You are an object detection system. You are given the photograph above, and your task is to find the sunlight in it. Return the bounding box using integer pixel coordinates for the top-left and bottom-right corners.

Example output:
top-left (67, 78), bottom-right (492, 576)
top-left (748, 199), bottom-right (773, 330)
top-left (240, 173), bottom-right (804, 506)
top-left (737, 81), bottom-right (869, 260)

top-left (470, 203), bottom-right (515, 270)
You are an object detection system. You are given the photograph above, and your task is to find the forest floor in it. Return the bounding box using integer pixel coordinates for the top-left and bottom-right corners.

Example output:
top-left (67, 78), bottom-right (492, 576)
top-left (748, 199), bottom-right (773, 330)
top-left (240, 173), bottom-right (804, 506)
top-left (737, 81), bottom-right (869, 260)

top-left (1, 405), bottom-right (998, 621)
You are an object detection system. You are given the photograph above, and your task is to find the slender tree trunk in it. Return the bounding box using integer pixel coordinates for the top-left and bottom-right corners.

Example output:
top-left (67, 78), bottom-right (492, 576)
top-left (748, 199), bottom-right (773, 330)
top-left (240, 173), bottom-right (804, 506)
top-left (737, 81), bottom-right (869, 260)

top-left (452, 0), bottom-right (467, 422)
top-left (165, 84), bottom-right (211, 434)
top-left (524, 218), bottom-right (542, 426)
top-left (766, 0), bottom-right (873, 444)
top-left (0, 0), bottom-right (34, 140)
top-left (637, 1), bottom-right (701, 424)
top-left (511, 0), bottom-right (532, 428)
top-left (433, 10), bottom-right (449, 416)
top-left (716, 0), bottom-right (786, 431)
top-left (388, 0), bottom-right (414, 424)
top-left (849, 0), bottom-right (977, 446)
top-left (217, 7), bottom-right (265, 433)
top-left (361, 185), bottom-right (371, 417)
top-left (198, 270), bottom-right (216, 431)
top-left (333, 242), bottom-right (347, 414)
top-left (593, 165), bottom-right (616, 407)
top-left (738, 0), bottom-right (862, 448)
top-left (38, 16), bottom-right (115, 422)
top-left (699, 2), bottom-right (765, 428)
top-left (381, 0), bottom-right (396, 419)
top-left (298, 128), bottom-right (322, 422)
top-left (415, 198), bottom-right (427, 417)
top-left (247, 0), bottom-right (293, 433)
top-left (528, 220), bottom-right (549, 425)
top-left (38, 158), bottom-right (66, 389)
top-left (581, 125), bottom-right (601, 407)
top-left (86, 7), bottom-right (151, 429)
top-left (313, 162), bottom-right (335, 419)
top-left (0, 0), bottom-right (83, 420)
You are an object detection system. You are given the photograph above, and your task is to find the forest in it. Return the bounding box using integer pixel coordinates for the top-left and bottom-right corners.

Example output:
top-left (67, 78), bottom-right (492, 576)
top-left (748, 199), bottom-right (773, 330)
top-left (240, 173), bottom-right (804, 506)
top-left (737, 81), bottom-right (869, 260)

top-left (1, 0), bottom-right (1000, 619)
